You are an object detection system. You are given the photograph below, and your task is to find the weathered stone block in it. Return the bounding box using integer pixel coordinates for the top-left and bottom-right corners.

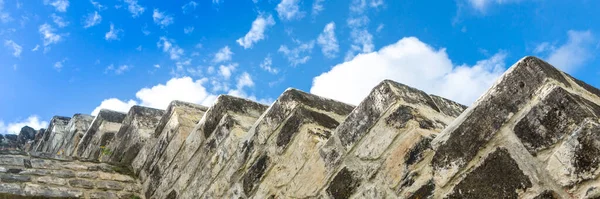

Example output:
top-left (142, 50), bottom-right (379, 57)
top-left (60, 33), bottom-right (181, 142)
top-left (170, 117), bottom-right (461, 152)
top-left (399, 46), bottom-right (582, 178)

top-left (100, 105), bottom-right (164, 167)
top-left (36, 116), bottom-right (71, 153)
top-left (75, 109), bottom-right (126, 161)
top-left (148, 95), bottom-right (268, 199)
top-left (56, 114), bottom-right (94, 156)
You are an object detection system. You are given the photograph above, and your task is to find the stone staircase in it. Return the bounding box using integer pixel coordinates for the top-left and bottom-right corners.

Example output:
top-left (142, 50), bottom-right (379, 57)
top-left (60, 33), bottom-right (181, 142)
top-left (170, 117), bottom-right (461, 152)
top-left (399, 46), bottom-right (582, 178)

top-left (1, 56), bottom-right (599, 198)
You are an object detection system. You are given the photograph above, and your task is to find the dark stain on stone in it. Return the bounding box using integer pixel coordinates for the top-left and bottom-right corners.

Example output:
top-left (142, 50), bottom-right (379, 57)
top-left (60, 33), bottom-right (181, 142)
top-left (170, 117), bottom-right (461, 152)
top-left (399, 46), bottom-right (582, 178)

top-left (447, 148), bottom-right (532, 199)
top-left (326, 167), bottom-right (361, 199)
top-left (533, 190), bottom-right (559, 199)
top-left (276, 108), bottom-right (340, 150)
top-left (242, 154), bottom-right (270, 196)
top-left (405, 137), bottom-right (433, 166)
top-left (398, 172), bottom-right (417, 191)
top-left (166, 190), bottom-right (177, 199)
top-left (386, 106), bottom-right (415, 129)
top-left (407, 180), bottom-right (435, 199)
top-left (574, 122), bottom-right (600, 177)
top-left (145, 165), bottom-right (162, 198)
top-left (432, 56), bottom-right (575, 173)
top-left (23, 159), bottom-right (31, 168)
top-left (203, 95), bottom-right (268, 138)
top-left (279, 89), bottom-right (355, 117)
top-left (514, 87), bottom-right (598, 154)
top-left (6, 168), bottom-right (22, 174)
top-left (242, 140), bottom-right (254, 163)
top-left (418, 119), bottom-right (435, 130)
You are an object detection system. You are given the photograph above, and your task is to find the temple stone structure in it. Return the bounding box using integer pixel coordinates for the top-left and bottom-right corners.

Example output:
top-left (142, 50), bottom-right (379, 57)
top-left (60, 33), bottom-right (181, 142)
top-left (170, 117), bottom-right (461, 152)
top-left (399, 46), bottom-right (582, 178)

top-left (1, 56), bottom-right (600, 199)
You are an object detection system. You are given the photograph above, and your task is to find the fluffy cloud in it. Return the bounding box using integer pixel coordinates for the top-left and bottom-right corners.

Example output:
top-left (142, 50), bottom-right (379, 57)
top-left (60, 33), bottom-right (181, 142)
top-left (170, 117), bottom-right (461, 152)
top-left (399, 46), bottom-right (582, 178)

top-left (92, 77), bottom-right (217, 114)
top-left (213, 46), bottom-right (233, 63)
top-left (219, 63), bottom-right (237, 79)
top-left (39, 24), bottom-right (62, 47)
top-left (105, 64), bottom-right (130, 75)
top-left (312, 0), bottom-right (325, 16)
top-left (345, 0), bottom-right (376, 60)
top-left (310, 37), bottom-right (506, 105)
top-left (53, 59), bottom-right (66, 71)
top-left (4, 40), bottom-right (22, 57)
top-left (182, 1), bottom-right (198, 14)
top-left (91, 98), bottom-right (137, 116)
top-left (184, 26), bottom-right (194, 34)
top-left (83, 11), bottom-right (102, 28)
top-left (153, 9), bottom-right (174, 28)
top-left (44, 0), bottom-right (69, 12)
top-left (535, 30), bottom-right (596, 73)
top-left (157, 37), bottom-right (185, 60)
top-left (236, 15), bottom-right (275, 49)
top-left (260, 54), bottom-right (278, 74)
top-left (278, 40), bottom-right (315, 66)
top-left (276, 0), bottom-right (304, 21)
top-left (51, 14), bottom-right (68, 28)
top-left (105, 23), bottom-right (123, 41)
top-left (124, 0), bottom-right (145, 17)
top-left (466, 0), bottom-right (522, 13)
top-left (90, 0), bottom-right (106, 10)
top-left (0, 116), bottom-right (48, 134)
top-left (317, 22), bottom-right (339, 58)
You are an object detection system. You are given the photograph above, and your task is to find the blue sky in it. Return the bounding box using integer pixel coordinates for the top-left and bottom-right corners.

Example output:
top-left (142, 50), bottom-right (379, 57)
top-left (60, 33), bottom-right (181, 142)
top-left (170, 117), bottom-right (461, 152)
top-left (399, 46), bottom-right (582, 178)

top-left (0, 0), bottom-right (599, 134)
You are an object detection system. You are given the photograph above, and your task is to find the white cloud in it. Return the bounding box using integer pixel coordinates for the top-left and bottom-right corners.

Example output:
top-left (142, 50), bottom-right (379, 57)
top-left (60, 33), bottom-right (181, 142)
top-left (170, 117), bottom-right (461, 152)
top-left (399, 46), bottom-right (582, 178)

top-left (105, 23), bottom-right (122, 41)
top-left (310, 37), bottom-right (506, 105)
top-left (346, 16), bottom-right (374, 60)
top-left (317, 22), bottom-right (339, 58)
top-left (136, 45), bottom-right (142, 51)
top-left (184, 26), bottom-right (194, 34)
top-left (466, 0), bottom-right (522, 13)
top-left (90, 0), bottom-right (106, 10)
top-left (376, 23), bottom-right (384, 33)
top-left (51, 14), bottom-right (68, 28)
top-left (105, 64), bottom-right (130, 75)
top-left (236, 72), bottom-right (254, 89)
top-left (278, 40), bottom-right (315, 66)
top-left (260, 54), bottom-right (278, 74)
top-left (213, 0), bottom-right (223, 4)
top-left (0, 116), bottom-right (48, 134)
top-left (154, 64), bottom-right (160, 68)
top-left (91, 98), bottom-right (137, 116)
top-left (153, 9), bottom-right (174, 28)
top-left (83, 11), bottom-right (102, 28)
top-left (136, 77), bottom-right (216, 109)
top-left (124, 0), bottom-right (145, 17)
top-left (0, 12), bottom-right (11, 23)
top-left (92, 77), bottom-right (220, 114)
top-left (44, 0), bottom-right (69, 12)
top-left (4, 40), bottom-right (22, 57)
top-left (276, 0), bottom-right (304, 21)
top-left (157, 37), bottom-right (185, 60)
top-left (182, 1), bottom-right (198, 14)
top-left (312, 0), bottom-right (325, 16)
top-left (38, 23), bottom-right (62, 47)
top-left (218, 63), bottom-right (237, 79)
top-left (54, 59), bottom-right (66, 71)
top-left (213, 46), bottom-right (233, 63)
top-left (236, 15), bottom-right (275, 49)
top-left (535, 30), bottom-right (596, 73)
top-left (32, 45), bottom-right (40, 52)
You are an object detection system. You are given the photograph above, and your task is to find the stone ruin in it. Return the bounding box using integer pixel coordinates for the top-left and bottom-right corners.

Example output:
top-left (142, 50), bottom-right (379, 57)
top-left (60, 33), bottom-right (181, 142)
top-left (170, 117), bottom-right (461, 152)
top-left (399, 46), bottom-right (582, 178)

top-left (1, 56), bottom-right (599, 198)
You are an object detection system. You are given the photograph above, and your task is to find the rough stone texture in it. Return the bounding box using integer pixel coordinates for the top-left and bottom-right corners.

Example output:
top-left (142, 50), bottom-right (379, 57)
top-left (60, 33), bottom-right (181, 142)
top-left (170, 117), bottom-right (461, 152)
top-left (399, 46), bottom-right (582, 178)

top-left (3, 56), bottom-right (600, 199)
top-left (428, 56), bottom-right (600, 198)
top-left (132, 101), bottom-right (208, 179)
top-left (0, 154), bottom-right (141, 199)
top-left (145, 95), bottom-right (268, 199)
top-left (56, 114), bottom-right (94, 156)
top-left (34, 116), bottom-right (71, 153)
top-left (16, 126), bottom-right (36, 149)
top-left (75, 110), bottom-right (126, 161)
top-left (100, 105), bottom-right (165, 166)
top-left (197, 89), bottom-right (354, 199)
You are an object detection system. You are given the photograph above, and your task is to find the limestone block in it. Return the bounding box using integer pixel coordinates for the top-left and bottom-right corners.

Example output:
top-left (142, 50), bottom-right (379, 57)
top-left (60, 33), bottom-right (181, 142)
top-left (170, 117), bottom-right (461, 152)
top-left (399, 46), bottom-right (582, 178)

top-left (35, 116), bottom-right (71, 153)
top-left (146, 95), bottom-right (267, 199)
top-left (100, 105), bottom-right (165, 166)
top-left (132, 101), bottom-right (208, 179)
top-left (55, 114), bottom-right (94, 156)
top-left (200, 89), bottom-right (354, 199)
top-left (75, 109), bottom-right (126, 161)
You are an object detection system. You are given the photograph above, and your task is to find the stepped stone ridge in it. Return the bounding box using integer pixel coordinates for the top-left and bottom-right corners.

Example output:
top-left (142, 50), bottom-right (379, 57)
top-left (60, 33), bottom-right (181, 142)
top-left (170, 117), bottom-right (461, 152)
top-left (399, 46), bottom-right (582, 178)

top-left (75, 110), bottom-right (127, 161)
top-left (99, 106), bottom-right (165, 166)
top-left (1, 56), bottom-right (600, 198)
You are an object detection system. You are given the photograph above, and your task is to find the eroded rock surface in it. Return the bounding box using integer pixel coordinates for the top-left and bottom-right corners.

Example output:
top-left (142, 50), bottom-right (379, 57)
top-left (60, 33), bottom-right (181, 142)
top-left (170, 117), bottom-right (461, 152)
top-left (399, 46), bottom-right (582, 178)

top-left (2, 56), bottom-right (600, 199)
